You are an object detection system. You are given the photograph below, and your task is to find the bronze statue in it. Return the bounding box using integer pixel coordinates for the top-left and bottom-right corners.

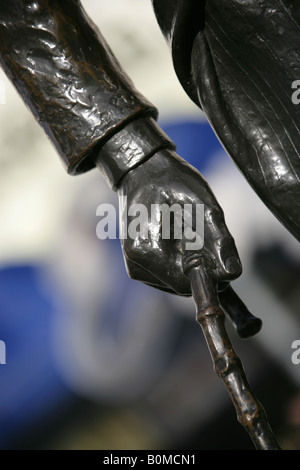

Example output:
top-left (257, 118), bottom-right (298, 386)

top-left (0, 0), bottom-right (243, 297)
top-left (0, 0), bottom-right (299, 449)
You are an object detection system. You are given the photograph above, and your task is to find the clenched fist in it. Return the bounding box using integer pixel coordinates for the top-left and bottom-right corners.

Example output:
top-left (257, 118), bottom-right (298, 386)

top-left (118, 149), bottom-right (242, 296)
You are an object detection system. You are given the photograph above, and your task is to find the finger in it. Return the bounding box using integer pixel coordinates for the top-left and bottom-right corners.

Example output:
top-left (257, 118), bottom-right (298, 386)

top-left (211, 236), bottom-right (243, 282)
top-left (181, 201), bottom-right (242, 283)
top-left (124, 257), bottom-right (169, 290)
top-left (200, 205), bottom-right (242, 281)
top-left (182, 234), bottom-right (241, 285)
top-left (123, 244), bottom-right (192, 296)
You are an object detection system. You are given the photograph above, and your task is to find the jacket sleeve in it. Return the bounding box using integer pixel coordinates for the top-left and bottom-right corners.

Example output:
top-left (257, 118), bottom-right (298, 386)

top-left (0, 0), bottom-right (170, 176)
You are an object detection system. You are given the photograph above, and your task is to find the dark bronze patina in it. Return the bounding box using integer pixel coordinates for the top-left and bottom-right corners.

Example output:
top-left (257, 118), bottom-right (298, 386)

top-left (185, 259), bottom-right (279, 450)
top-left (153, 0), bottom-right (300, 242)
top-left (0, 0), bottom-right (299, 449)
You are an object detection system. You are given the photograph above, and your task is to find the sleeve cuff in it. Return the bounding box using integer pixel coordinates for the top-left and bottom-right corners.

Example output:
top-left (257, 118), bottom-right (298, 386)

top-left (95, 117), bottom-right (176, 189)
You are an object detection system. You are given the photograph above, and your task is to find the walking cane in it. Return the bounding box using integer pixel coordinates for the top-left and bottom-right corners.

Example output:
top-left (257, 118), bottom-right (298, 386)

top-left (183, 256), bottom-right (281, 450)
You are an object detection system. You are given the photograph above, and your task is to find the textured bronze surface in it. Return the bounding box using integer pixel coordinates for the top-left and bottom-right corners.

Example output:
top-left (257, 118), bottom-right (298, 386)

top-left (0, 0), bottom-right (157, 174)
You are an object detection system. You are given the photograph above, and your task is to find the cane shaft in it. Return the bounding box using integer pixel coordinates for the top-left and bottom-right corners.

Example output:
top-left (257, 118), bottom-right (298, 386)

top-left (188, 266), bottom-right (280, 450)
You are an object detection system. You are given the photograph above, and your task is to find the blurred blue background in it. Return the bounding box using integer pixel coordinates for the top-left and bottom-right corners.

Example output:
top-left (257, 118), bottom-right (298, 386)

top-left (0, 0), bottom-right (299, 450)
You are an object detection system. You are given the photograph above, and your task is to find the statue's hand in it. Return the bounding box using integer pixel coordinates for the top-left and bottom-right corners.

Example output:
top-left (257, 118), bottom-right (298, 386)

top-left (118, 149), bottom-right (242, 296)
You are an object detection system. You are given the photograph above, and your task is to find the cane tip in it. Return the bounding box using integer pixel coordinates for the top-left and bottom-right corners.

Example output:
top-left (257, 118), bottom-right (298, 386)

top-left (237, 316), bottom-right (263, 339)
